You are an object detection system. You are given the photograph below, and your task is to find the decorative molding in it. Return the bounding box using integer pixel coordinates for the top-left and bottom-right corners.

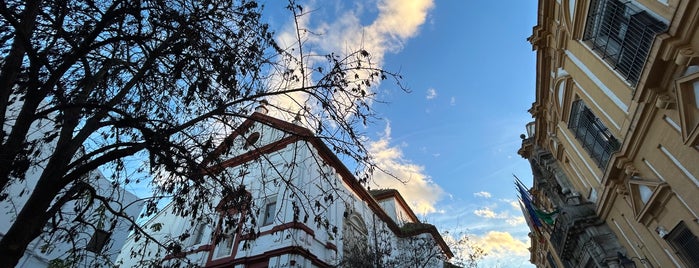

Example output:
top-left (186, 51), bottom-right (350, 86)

top-left (675, 47), bottom-right (697, 66)
top-left (616, 181), bottom-right (629, 196)
top-left (203, 112), bottom-right (454, 258)
top-left (675, 72), bottom-right (699, 146)
top-left (628, 179), bottom-right (672, 226)
top-left (623, 162), bottom-right (639, 177)
top-left (654, 93), bottom-right (675, 109)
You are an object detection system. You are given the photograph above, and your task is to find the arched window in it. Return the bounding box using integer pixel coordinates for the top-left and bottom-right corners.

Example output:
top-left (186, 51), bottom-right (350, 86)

top-left (343, 213), bottom-right (368, 252)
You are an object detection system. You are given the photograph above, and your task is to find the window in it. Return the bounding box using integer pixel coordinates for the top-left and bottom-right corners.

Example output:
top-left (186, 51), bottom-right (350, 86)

top-left (584, 258), bottom-right (599, 268)
top-left (213, 217), bottom-right (237, 259)
top-left (626, 177), bottom-right (670, 224)
top-left (583, 0), bottom-right (666, 85)
top-left (342, 213), bottom-right (368, 253)
top-left (546, 252), bottom-right (558, 268)
top-left (261, 196), bottom-right (277, 226)
top-left (86, 229), bottom-right (111, 253)
top-left (212, 189), bottom-right (249, 260)
top-left (568, 100), bottom-right (620, 168)
top-left (666, 221), bottom-right (699, 267)
top-left (190, 223), bottom-right (206, 246)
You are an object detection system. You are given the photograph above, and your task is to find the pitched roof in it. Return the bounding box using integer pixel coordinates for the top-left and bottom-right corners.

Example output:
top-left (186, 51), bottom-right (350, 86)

top-left (369, 189), bottom-right (420, 223)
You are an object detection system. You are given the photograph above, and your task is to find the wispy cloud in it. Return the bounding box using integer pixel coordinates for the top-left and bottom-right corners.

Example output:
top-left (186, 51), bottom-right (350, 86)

top-left (442, 229), bottom-right (530, 266)
top-left (280, 0), bottom-right (433, 71)
top-left (473, 207), bottom-right (525, 227)
top-left (369, 121), bottom-right (444, 215)
top-left (450, 96), bottom-right (456, 106)
top-left (473, 191), bottom-right (492, 198)
top-left (508, 199), bottom-right (520, 210)
top-left (506, 216), bottom-right (526, 226)
top-left (426, 88), bottom-right (437, 100)
top-left (474, 208), bottom-right (497, 218)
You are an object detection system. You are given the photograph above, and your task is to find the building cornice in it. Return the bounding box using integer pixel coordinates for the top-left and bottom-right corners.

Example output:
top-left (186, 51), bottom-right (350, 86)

top-left (369, 189), bottom-right (420, 223)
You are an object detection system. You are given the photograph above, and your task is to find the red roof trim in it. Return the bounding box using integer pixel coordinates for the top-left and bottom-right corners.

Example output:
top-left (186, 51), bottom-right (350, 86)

top-left (371, 189), bottom-right (421, 223)
top-left (205, 246), bottom-right (332, 268)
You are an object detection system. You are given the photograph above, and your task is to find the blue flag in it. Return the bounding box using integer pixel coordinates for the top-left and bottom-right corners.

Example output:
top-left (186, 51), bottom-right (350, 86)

top-left (515, 176), bottom-right (542, 227)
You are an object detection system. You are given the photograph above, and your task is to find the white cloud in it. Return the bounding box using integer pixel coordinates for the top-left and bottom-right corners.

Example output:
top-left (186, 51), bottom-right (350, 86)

top-left (506, 216), bottom-right (526, 226)
top-left (473, 206), bottom-right (526, 226)
top-left (426, 88), bottom-right (437, 100)
top-left (474, 208), bottom-right (497, 218)
top-left (509, 200), bottom-right (520, 210)
top-left (473, 191), bottom-right (492, 198)
top-left (450, 96), bottom-right (456, 106)
top-left (285, 0), bottom-right (433, 70)
top-left (474, 231), bottom-right (530, 257)
top-left (266, 0), bottom-right (434, 131)
top-left (442, 230), bottom-right (531, 267)
top-left (368, 121), bottom-right (444, 215)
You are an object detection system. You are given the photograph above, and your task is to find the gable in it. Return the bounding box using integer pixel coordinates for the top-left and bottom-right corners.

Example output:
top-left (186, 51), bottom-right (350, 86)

top-left (676, 70), bottom-right (699, 147)
top-left (202, 112), bottom-right (315, 173)
top-left (627, 176), bottom-right (672, 226)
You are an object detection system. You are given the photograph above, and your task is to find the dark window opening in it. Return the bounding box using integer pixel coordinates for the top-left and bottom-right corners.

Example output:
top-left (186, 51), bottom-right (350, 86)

top-left (666, 221), bottom-right (699, 267)
top-left (547, 252), bottom-right (559, 268)
top-left (86, 229), bottom-right (111, 253)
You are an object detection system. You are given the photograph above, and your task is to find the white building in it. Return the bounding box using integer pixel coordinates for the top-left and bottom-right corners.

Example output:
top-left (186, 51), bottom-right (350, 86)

top-left (116, 109), bottom-right (452, 267)
top-left (0, 103), bottom-right (144, 267)
top-left (0, 167), bottom-right (142, 267)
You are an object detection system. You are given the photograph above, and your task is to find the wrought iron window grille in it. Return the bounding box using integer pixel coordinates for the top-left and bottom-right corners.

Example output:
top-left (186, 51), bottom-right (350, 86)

top-left (583, 0), bottom-right (666, 86)
top-left (568, 100), bottom-right (620, 169)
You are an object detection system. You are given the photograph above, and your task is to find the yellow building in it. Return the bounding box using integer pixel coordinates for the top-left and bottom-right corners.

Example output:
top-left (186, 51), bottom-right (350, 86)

top-left (518, 0), bottom-right (699, 267)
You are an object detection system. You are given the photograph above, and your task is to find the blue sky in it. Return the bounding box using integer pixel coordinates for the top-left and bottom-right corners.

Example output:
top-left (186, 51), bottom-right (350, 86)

top-left (261, 0), bottom-right (538, 266)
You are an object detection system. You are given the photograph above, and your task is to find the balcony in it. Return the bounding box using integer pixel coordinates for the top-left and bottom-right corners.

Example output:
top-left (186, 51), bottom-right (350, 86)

top-left (549, 203), bottom-right (626, 268)
top-left (549, 203), bottom-right (599, 258)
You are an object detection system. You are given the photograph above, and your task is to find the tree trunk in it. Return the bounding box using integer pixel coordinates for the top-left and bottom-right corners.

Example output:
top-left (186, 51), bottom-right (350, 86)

top-left (0, 136), bottom-right (76, 267)
top-left (0, 89), bottom-right (45, 192)
top-left (0, 0), bottom-right (42, 136)
top-left (0, 178), bottom-right (61, 268)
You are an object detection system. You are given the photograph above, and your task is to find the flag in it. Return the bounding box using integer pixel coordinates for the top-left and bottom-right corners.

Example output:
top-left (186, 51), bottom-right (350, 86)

top-left (512, 174), bottom-right (558, 229)
top-left (514, 175), bottom-right (558, 227)
top-left (515, 178), bottom-right (542, 228)
top-left (517, 198), bottom-right (540, 234)
top-left (534, 208), bottom-right (558, 225)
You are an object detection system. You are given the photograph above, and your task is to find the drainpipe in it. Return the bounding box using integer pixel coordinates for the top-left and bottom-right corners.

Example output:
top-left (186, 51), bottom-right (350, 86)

top-left (373, 213), bottom-right (379, 267)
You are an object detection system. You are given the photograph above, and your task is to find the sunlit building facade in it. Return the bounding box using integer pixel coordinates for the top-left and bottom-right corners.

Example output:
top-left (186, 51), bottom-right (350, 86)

top-left (116, 108), bottom-right (452, 267)
top-left (519, 0), bottom-right (699, 267)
